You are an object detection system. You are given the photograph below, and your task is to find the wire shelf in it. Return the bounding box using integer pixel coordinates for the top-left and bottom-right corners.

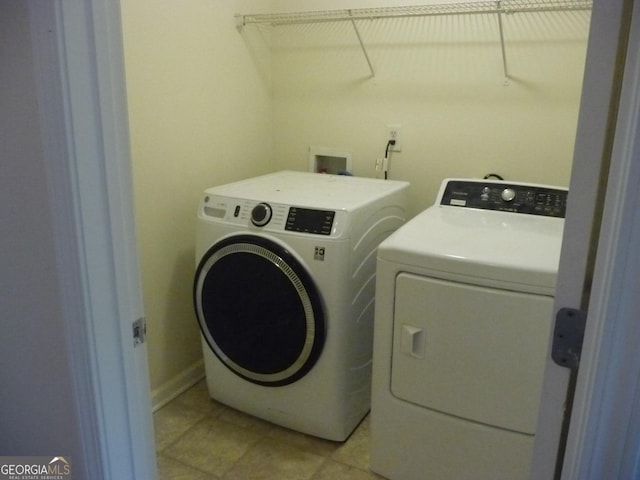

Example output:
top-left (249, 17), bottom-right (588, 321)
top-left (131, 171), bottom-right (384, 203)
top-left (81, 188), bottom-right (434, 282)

top-left (236, 1), bottom-right (592, 28)
top-left (235, 1), bottom-right (592, 80)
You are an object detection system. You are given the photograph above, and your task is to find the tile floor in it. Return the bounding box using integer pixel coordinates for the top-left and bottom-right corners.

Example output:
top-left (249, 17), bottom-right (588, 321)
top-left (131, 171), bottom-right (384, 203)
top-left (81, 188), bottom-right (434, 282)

top-left (153, 379), bottom-right (385, 480)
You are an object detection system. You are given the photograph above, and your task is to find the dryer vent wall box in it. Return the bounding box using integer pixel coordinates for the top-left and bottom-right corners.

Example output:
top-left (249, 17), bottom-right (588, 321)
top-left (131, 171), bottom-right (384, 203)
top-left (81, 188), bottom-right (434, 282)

top-left (370, 178), bottom-right (568, 480)
top-left (194, 170), bottom-right (409, 441)
top-left (309, 147), bottom-right (352, 174)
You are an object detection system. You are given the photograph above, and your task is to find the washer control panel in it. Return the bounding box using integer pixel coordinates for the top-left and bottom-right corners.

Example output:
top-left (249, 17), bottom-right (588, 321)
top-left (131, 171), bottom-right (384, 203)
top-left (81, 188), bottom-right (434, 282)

top-left (201, 195), bottom-right (337, 235)
top-left (440, 180), bottom-right (568, 218)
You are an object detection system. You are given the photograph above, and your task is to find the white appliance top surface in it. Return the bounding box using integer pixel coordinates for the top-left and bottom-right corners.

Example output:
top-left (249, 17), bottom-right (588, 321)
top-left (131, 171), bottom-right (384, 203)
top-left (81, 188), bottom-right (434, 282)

top-left (379, 179), bottom-right (566, 292)
top-left (204, 171), bottom-right (409, 209)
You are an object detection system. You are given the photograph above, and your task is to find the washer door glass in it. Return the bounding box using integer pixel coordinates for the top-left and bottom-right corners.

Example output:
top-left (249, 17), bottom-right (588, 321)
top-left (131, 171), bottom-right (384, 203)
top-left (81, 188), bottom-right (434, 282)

top-left (194, 235), bottom-right (325, 386)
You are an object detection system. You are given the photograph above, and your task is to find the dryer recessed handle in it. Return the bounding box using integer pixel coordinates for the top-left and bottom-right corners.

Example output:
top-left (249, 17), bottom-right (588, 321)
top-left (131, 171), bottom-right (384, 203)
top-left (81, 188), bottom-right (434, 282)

top-left (401, 324), bottom-right (425, 359)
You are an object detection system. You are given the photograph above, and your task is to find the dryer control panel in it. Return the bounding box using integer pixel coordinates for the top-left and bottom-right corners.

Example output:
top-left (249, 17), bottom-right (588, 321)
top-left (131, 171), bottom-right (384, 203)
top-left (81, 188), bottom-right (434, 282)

top-left (440, 180), bottom-right (568, 218)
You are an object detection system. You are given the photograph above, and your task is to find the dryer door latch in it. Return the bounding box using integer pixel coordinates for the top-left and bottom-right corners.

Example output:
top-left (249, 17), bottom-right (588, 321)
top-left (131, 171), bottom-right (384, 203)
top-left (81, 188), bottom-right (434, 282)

top-left (551, 307), bottom-right (587, 370)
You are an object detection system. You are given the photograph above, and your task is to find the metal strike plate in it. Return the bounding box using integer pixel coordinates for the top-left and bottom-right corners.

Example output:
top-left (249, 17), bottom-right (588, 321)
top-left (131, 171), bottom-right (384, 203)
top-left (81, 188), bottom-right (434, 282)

top-left (551, 307), bottom-right (587, 369)
top-left (133, 317), bottom-right (147, 347)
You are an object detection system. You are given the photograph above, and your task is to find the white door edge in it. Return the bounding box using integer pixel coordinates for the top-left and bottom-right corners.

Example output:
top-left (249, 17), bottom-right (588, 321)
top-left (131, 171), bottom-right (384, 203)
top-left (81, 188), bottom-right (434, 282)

top-left (562, 0), bottom-right (640, 476)
top-left (532, 0), bottom-right (640, 478)
top-left (29, 0), bottom-right (157, 478)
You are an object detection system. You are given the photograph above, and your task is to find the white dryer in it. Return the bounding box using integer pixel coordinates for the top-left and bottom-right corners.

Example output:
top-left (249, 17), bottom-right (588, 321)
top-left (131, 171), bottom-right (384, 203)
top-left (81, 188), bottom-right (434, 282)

top-left (370, 178), bottom-right (567, 479)
top-left (194, 171), bottom-right (409, 441)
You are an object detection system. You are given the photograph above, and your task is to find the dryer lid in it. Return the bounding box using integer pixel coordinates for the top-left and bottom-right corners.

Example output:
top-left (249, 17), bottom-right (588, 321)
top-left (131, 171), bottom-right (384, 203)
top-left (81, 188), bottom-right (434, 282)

top-left (378, 204), bottom-right (564, 294)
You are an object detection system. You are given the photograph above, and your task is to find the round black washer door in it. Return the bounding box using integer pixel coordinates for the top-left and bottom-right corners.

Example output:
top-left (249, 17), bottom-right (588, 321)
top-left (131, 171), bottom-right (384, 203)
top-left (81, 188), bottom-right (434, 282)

top-left (194, 235), bottom-right (325, 386)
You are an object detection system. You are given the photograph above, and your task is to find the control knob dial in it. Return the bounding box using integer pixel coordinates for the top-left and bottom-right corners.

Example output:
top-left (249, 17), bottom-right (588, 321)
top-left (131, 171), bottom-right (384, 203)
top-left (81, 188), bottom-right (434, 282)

top-left (501, 188), bottom-right (516, 203)
top-left (251, 202), bottom-right (272, 227)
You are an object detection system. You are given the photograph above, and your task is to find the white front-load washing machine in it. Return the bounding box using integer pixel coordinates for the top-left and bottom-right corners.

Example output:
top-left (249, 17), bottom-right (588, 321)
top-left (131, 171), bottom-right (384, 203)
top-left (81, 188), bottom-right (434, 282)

top-left (370, 178), bottom-right (568, 479)
top-left (194, 171), bottom-right (409, 441)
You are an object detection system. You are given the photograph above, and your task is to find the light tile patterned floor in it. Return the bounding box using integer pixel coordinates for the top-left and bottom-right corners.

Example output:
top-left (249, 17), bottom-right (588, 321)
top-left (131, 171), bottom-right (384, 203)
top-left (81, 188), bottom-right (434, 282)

top-left (154, 380), bottom-right (385, 480)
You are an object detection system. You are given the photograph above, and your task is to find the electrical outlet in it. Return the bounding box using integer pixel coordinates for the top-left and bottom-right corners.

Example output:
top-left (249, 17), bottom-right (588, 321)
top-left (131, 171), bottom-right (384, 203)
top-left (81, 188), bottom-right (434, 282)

top-left (386, 124), bottom-right (402, 152)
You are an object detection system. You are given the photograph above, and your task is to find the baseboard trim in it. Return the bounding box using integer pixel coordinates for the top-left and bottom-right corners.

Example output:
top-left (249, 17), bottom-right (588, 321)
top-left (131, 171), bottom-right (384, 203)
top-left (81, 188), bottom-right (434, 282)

top-left (151, 359), bottom-right (205, 412)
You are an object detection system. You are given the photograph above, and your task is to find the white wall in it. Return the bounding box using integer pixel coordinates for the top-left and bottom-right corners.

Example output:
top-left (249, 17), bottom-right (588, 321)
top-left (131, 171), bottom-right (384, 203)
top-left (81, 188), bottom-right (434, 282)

top-left (120, 0), bottom-right (274, 402)
top-left (266, 2), bottom-right (590, 215)
top-left (0, 0), bottom-right (84, 467)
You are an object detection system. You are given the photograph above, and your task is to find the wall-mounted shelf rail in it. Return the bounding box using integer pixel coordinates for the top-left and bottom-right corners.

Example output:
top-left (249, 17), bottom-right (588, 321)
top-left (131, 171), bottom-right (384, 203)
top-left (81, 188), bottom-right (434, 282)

top-left (236, 1), bottom-right (592, 27)
top-left (236, 0), bottom-right (593, 79)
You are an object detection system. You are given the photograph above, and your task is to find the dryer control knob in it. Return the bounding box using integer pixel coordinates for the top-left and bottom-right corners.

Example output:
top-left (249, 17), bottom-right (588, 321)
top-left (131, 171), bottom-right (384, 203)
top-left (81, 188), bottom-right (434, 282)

top-left (251, 203), bottom-right (272, 227)
top-left (501, 188), bottom-right (516, 202)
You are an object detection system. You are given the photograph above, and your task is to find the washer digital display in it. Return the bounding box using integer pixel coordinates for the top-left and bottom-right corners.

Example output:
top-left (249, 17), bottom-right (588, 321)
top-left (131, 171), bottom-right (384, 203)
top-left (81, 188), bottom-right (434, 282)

top-left (285, 207), bottom-right (335, 235)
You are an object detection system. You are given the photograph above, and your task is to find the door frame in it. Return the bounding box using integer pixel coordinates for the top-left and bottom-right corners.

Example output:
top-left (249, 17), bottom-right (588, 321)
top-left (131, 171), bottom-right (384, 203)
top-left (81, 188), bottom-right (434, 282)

top-left (532, 0), bottom-right (640, 478)
top-left (560, 0), bottom-right (640, 477)
top-left (29, 0), bottom-right (156, 478)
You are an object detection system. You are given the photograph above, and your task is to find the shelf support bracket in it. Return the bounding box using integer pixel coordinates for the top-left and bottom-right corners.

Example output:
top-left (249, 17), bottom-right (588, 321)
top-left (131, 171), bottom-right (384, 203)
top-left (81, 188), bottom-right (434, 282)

top-left (349, 11), bottom-right (375, 78)
top-left (235, 14), bottom-right (245, 32)
top-left (496, 1), bottom-right (510, 85)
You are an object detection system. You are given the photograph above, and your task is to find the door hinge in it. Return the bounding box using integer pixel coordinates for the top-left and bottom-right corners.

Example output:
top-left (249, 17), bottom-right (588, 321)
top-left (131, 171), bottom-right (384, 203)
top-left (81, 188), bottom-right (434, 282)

top-left (551, 307), bottom-right (587, 370)
top-left (133, 317), bottom-right (147, 347)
